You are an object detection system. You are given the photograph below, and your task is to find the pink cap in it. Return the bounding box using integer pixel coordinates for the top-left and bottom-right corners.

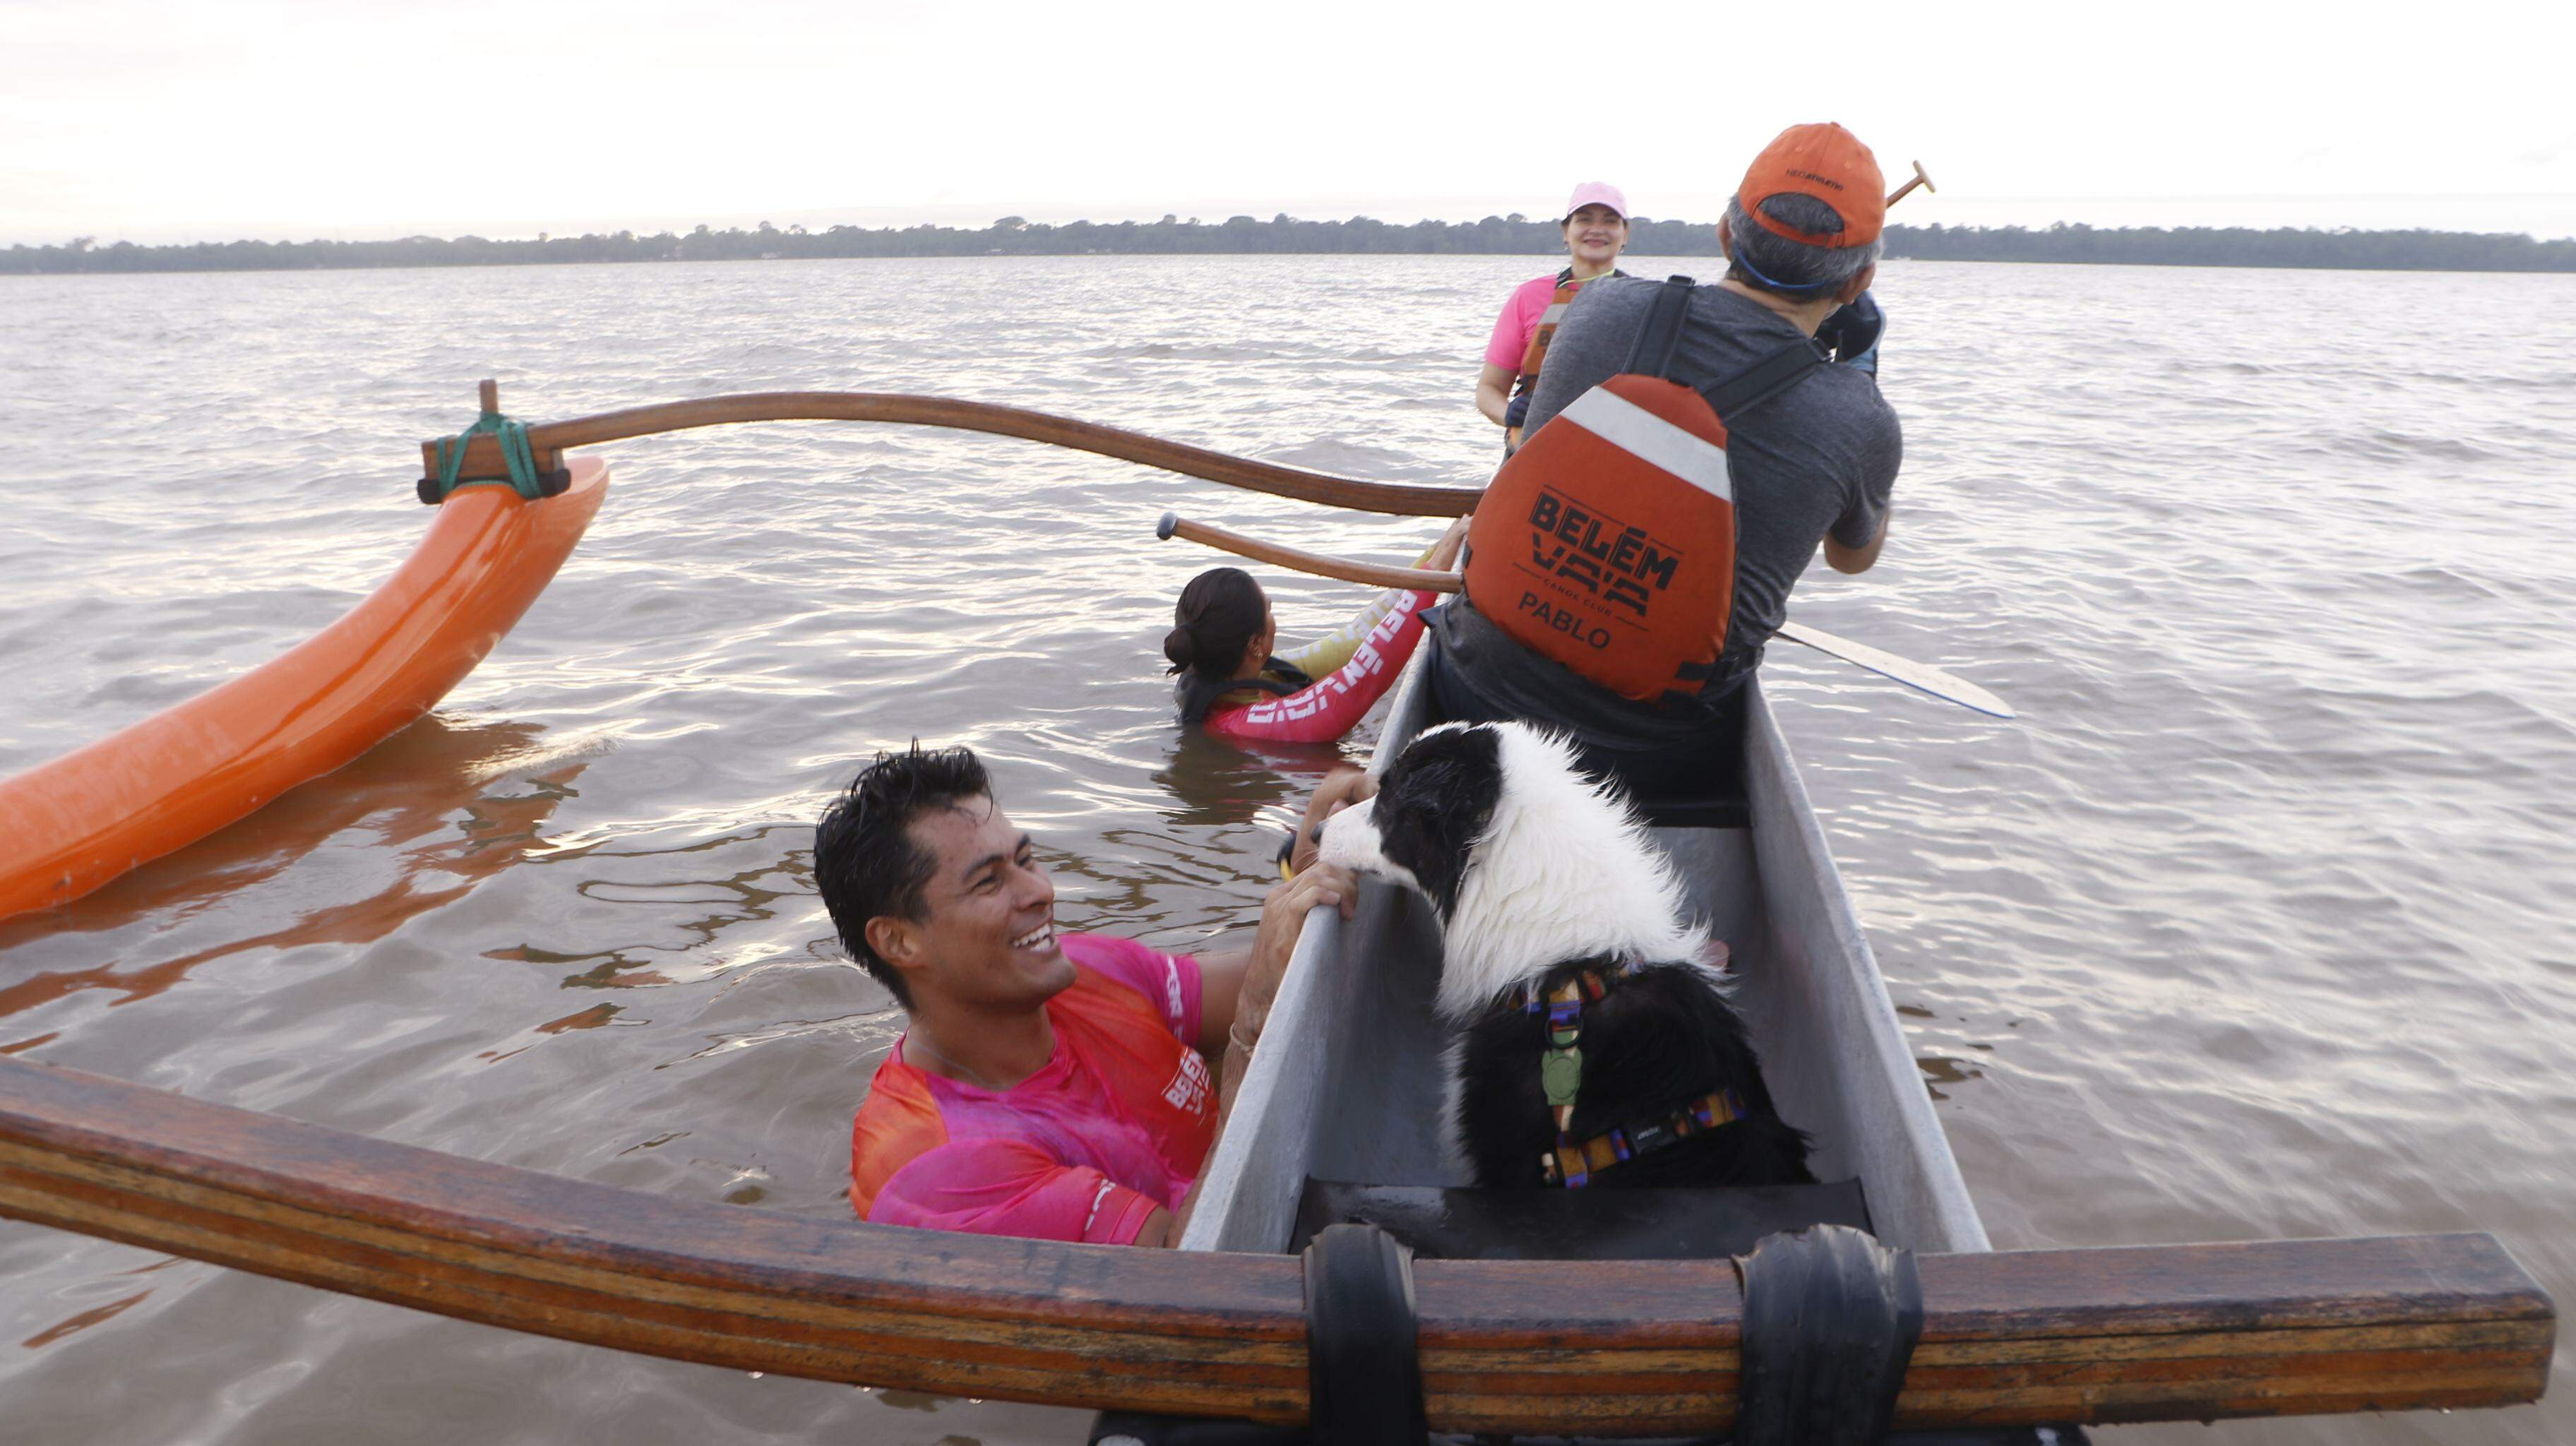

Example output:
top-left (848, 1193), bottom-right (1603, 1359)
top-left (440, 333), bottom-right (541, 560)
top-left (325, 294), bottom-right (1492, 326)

top-left (1563, 181), bottom-right (1629, 220)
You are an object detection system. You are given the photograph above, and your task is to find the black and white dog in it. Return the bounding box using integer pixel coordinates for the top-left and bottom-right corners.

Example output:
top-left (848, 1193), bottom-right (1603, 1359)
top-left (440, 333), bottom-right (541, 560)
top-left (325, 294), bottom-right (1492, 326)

top-left (1318, 721), bottom-right (1813, 1190)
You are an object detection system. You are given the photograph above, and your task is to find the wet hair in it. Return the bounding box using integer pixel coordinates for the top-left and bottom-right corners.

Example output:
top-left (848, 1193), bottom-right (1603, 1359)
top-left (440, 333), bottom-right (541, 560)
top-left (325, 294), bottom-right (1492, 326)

top-left (1164, 567), bottom-right (1268, 681)
top-left (813, 744), bottom-right (993, 1009)
top-left (1724, 193), bottom-right (1882, 298)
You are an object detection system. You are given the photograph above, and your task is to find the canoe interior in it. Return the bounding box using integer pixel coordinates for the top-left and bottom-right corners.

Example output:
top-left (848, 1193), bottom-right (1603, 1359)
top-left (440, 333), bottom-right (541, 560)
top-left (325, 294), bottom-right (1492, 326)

top-left (1181, 656), bottom-right (1988, 1257)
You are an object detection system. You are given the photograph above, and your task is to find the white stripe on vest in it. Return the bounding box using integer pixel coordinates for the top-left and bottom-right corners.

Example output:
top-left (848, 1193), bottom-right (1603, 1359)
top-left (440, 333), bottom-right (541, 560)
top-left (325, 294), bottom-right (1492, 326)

top-left (1557, 386), bottom-right (1733, 501)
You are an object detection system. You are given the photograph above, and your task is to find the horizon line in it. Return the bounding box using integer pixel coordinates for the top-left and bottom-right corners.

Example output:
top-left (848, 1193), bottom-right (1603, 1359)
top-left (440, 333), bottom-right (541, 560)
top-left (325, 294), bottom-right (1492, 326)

top-left (16, 212), bottom-right (2576, 252)
top-left (11, 190), bottom-right (2575, 251)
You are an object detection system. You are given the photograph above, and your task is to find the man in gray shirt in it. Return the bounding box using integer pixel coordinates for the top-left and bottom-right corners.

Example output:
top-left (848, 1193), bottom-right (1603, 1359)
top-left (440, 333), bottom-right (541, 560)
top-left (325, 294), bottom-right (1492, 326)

top-left (1429, 123), bottom-right (1902, 798)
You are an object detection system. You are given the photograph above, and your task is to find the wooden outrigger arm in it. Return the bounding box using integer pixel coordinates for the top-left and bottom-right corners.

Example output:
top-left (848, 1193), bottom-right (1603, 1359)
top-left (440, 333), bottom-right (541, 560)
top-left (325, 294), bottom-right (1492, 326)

top-left (0, 1055), bottom-right (2550, 1433)
top-left (422, 392), bottom-right (1481, 518)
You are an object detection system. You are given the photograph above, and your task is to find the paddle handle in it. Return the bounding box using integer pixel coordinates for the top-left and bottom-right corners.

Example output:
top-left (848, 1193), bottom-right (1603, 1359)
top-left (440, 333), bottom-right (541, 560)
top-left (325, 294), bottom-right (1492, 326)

top-left (1886, 161), bottom-right (1935, 208)
top-left (1157, 512), bottom-right (1462, 593)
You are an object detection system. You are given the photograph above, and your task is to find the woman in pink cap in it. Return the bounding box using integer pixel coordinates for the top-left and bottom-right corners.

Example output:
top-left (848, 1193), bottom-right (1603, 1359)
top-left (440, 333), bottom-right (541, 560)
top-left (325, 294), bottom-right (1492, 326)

top-left (1474, 182), bottom-right (1633, 453)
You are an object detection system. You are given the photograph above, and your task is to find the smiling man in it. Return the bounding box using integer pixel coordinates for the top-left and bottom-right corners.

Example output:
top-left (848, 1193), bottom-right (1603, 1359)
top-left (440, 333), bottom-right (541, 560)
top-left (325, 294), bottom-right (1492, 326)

top-left (816, 745), bottom-right (1356, 1246)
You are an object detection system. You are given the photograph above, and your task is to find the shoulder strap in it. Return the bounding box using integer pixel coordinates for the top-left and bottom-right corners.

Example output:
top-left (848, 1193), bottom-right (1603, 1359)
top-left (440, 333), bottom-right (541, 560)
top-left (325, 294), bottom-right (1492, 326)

top-left (1618, 277), bottom-right (1828, 415)
top-left (1697, 337), bottom-right (1830, 420)
top-left (1621, 275), bottom-right (1697, 377)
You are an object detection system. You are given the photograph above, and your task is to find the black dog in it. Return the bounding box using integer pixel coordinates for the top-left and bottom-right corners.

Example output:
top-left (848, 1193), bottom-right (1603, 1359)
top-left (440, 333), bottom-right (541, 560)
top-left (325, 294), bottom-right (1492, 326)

top-left (1319, 722), bottom-right (1812, 1190)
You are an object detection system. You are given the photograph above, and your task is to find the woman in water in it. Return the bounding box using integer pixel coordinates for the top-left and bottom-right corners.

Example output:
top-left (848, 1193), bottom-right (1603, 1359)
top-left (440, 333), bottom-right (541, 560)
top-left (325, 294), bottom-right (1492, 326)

top-left (1474, 182), bottom-right (1633, 453)
top-left (1167, 521), bottom-right (1467, 745)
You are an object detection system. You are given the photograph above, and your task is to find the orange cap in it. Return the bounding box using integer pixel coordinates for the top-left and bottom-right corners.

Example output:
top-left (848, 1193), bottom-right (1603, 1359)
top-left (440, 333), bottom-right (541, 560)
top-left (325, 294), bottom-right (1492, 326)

top-left (1736, 123), bottom-right (1886, 249)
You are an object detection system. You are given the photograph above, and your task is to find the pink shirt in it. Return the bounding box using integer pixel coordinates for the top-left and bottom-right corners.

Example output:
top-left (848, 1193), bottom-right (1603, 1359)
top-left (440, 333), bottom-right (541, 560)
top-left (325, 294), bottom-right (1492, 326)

top-left (850, 936), bottom-right (1212, 1245)
top-left (1484, 273), bottom-right (1566, 373)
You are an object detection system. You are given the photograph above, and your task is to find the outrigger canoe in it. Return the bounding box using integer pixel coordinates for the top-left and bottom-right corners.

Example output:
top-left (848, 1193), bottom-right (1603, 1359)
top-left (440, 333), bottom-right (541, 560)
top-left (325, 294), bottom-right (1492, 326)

top-left (0, 392), bottom-right (2558, 1440)
top-left (1141, 659), bottom-right (1997, 1440)
top-left (1141, 653), bottom-right (2556, 1438)
top-left (1180, 668), bottom-right (1983, 1262)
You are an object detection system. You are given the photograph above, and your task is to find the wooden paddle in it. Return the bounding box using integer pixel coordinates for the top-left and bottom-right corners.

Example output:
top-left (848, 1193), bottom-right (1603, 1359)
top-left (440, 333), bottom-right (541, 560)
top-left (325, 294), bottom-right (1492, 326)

top-left (1156, 512), bottom-right (2013, 719)
top-left (1157, 513), bottom-right (1457, 592)
top-left (1773, 619), bottom-right (2012, 719)
top-left (1887, 160), bottom-right (1936, 208)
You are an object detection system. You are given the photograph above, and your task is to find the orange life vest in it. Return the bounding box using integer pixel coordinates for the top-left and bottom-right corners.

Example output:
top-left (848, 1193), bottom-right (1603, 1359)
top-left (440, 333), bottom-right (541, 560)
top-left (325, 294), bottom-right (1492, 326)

top-left (1505, 268), bottom-right (1621, 453)
top-left (1464, 275), bottom-right (1827, 704)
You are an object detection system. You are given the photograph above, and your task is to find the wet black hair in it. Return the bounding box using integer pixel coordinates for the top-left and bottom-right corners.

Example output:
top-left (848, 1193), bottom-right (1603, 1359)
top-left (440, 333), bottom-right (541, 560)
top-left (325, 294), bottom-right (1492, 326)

top-left (1164, 567), bottom-right (1268, 681)
top-left (813, 744), bottom-right (993, 1009)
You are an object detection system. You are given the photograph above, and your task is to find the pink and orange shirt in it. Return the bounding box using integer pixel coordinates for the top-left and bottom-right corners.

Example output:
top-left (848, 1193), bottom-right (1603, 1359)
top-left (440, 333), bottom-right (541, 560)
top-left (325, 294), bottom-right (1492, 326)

top-left (849, 934), bottom-right (1212, 1244)
top-left (1484, 273), bottom-right (1569, 374)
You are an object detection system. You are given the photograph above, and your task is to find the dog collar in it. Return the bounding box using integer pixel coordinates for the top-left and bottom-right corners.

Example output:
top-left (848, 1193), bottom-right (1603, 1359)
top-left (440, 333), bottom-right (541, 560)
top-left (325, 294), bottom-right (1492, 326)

top-left (1542, 1088), bottom-right (1752, 1188)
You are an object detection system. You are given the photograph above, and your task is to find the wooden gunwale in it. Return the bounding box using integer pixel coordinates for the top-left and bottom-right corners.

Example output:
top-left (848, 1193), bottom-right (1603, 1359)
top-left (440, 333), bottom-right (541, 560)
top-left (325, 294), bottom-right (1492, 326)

top-left (422, 393), bottom-right (1482, 517)
top-left (0, 972), bottom-right (2552, 1431)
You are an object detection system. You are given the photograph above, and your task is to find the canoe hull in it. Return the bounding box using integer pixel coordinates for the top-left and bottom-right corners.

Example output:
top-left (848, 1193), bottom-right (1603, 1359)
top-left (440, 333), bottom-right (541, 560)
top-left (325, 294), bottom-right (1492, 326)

top-left (1180, 654), bottom-right (1986, 1255)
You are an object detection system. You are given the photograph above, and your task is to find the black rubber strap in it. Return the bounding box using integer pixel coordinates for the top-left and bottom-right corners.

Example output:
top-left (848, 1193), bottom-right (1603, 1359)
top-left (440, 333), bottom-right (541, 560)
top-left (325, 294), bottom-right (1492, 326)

top-left (1735, 1224), bottom-right (1924, 1446)
top-left (1621, 274), bottom-right (1698, 377)
top-left (1697, 337), bottom-right (1830, 421)
top-left (1302, 1222), bottom-right (1426, 1445)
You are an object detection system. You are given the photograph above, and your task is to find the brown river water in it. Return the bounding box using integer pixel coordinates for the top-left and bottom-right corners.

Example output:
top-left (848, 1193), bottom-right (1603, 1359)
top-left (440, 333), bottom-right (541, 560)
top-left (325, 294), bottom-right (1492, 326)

top-left (1, 256), bottom-right (2570, 1444)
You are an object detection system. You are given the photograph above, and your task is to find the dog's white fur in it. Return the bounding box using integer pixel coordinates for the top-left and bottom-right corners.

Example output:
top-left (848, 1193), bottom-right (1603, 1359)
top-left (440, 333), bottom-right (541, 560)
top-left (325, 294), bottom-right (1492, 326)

top-left (1322, 722), bottom-right (1717, 1022)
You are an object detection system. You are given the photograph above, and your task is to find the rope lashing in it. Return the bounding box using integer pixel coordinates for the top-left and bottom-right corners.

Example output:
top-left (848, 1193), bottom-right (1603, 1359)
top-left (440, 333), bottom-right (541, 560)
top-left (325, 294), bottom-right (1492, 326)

top-left (419, 386), bottom-right (570, 504)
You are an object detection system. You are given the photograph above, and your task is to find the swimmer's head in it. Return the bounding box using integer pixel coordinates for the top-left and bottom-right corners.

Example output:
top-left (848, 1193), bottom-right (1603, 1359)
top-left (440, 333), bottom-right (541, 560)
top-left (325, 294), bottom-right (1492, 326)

top-left (818, 743), bottom-right (1063, 1011)
top-left (1165, 567), bottom-right (1275, 681)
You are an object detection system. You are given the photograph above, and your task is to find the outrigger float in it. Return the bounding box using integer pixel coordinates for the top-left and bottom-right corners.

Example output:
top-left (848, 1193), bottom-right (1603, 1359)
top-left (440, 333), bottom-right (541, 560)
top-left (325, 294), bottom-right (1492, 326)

top-left (0, 386), bottom-right (2554, 1440)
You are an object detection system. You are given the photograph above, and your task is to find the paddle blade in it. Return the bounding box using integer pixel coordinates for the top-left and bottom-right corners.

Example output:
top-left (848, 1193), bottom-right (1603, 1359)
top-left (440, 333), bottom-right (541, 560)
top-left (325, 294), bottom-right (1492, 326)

top-left (1774, 621), bottom-right (2015, 719)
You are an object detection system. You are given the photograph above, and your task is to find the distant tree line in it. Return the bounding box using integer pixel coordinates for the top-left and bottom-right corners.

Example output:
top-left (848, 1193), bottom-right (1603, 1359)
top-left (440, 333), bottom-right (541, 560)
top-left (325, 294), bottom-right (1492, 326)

top-left (6, 214), bottom-right (2570, 275)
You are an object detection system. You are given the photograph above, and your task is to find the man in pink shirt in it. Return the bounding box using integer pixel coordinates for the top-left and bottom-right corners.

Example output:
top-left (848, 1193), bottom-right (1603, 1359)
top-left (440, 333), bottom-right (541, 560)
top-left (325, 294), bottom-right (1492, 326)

top-left (820, 744), bottom-right (1363, 1245)
top-left (1474, 181), bottom-right (1635, 451)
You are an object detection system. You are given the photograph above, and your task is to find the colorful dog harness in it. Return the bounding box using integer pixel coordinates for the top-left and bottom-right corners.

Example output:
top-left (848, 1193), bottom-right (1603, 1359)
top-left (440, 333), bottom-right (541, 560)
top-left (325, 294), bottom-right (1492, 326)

top-left (1525, 967), bottom-right (1752, 1188)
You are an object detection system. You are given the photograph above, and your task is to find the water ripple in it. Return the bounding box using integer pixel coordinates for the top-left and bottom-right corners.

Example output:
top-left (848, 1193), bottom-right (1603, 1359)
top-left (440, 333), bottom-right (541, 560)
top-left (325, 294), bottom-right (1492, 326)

top-left (3, 256), bottom-right (2573, 1445)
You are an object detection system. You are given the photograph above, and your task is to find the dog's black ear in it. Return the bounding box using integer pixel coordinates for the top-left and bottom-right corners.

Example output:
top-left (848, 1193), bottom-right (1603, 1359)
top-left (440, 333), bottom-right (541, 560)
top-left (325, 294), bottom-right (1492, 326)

top-left (1375, 727), bottom-right (1507, 918)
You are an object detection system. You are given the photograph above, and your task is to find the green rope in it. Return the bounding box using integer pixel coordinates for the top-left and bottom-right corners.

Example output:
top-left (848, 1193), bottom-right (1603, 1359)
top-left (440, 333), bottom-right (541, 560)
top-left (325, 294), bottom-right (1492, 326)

top-left (431, 410), bottom-right (547, 502)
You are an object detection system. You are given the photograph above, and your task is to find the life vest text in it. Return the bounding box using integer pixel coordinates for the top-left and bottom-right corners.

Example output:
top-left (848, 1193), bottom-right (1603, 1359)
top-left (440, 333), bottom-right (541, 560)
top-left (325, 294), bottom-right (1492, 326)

top-left (1518, 592), bottom-right (1612, 650)
top-left (1527, 489), bottom-right (1678, 619)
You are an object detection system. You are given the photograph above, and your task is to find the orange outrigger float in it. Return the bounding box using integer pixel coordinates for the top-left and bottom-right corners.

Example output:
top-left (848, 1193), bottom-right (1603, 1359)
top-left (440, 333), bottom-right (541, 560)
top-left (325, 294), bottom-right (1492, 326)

top-left (0, 453), bottom-right (607, 923)
top-left (0, 387), bottom-right (2553, 1439)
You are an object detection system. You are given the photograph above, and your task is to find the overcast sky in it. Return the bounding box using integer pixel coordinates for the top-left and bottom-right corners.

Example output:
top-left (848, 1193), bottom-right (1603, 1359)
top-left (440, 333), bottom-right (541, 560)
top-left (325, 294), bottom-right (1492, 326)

top-left (6, 0), bottom-right (2572, 246)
